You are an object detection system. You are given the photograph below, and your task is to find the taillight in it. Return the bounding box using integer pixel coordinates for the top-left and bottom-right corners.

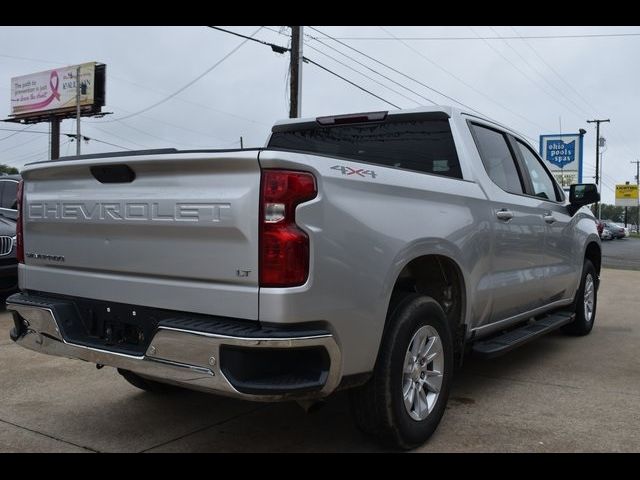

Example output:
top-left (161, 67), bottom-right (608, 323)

top-left (16, 179), bottom-right (24, 263)
top-left (260, 170), bottom-right (317, 287)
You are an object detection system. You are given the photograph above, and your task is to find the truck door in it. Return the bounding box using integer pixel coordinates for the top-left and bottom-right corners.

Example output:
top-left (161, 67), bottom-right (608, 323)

top-left (510, 138), bottom-right (579, 303)
top-left (469, 123), bottom-right (549, 325)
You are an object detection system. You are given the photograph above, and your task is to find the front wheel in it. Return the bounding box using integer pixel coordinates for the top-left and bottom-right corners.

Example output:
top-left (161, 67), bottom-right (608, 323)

top-left (349, 294), bottom-right (453, 449)
top-left (563, 259), bottom-right (597, 336)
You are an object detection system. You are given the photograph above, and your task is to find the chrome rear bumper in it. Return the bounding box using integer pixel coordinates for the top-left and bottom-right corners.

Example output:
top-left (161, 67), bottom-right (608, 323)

top-left (7, 300), bottom-right (342, 402)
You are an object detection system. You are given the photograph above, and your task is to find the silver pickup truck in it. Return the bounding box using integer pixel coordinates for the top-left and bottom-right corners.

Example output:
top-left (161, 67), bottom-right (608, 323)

top-left (7, 106), bottom-right (601, 449)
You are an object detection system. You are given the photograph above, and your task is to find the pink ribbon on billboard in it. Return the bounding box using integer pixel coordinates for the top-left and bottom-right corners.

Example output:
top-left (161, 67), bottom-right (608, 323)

top-left (21, 70), bottom-right (61, 110)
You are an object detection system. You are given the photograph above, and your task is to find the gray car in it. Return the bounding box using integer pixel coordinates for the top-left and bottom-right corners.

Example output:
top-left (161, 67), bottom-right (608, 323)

top-left (7, 106), bottom-right (601, 449)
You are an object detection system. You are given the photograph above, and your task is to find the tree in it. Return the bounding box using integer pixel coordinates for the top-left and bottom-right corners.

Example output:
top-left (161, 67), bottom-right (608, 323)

top-left (591, 203), bottom-right (639, 227)
top-left (0, 164), bottom-right (19, 175)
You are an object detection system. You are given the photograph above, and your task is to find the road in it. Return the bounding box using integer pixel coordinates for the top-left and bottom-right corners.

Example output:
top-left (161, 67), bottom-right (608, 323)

top-left (602, 237), bottom-right (640, 270)
top-left (0, 268), bottom-right (639, 452)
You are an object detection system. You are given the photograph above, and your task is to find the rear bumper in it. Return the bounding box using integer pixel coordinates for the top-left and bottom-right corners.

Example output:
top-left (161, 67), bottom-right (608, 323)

top-left (7, 293), bottom-right (342, 401)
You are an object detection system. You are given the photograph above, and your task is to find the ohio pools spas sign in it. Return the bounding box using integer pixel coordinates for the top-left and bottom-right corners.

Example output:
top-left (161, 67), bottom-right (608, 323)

top-left (539, 133), bottom-right (584, 186)
top-left (546, 139), bottom-right (575, 168)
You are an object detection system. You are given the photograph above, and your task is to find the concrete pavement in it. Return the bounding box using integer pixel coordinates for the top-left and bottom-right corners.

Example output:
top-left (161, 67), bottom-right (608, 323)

top-left (0, 268), bottom-right (639, 452)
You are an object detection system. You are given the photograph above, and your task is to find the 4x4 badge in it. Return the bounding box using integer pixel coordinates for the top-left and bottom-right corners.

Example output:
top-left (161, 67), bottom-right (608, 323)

top-left (331, 165), bottom-right (377, 179)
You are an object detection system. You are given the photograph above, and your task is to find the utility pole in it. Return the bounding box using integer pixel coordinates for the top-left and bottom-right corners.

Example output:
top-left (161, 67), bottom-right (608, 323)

top-left (76, 66), bottom-right (82, 156)
top-left (50, 116), bottom-right (60, 160)
top-left (289, 26), bottom-right (303, 118)
top-left (586, 119), bottom-right (609, 187)
top-left (632, 160), bottom-right (640, 233)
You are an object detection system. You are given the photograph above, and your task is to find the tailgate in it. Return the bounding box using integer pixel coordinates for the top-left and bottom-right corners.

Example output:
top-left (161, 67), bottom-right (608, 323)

top-left (20, 150), bottom-right (261, 320)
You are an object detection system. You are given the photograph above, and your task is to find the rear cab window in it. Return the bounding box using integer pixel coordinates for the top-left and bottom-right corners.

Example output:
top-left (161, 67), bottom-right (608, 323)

top-left (469, 123), bottom-right (524, 194)
top-left (268, 112), bottom-right (463, 180)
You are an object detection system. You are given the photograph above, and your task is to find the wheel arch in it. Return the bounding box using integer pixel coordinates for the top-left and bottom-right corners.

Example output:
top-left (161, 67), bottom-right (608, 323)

top-left (382, 251), bottom-right (468, 361)
top-left (584, 240), bottom-right (602, 279)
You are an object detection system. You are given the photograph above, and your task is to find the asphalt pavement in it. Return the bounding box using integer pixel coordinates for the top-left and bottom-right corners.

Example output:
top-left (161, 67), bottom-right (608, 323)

top-left (601, 236), bottom-right (640, 270)
top-left (0, 268), bottom-right (638, 452)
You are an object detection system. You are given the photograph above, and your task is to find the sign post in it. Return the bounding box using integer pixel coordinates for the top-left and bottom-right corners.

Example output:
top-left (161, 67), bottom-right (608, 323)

top-left (539, 132), bottom-right (585, 191)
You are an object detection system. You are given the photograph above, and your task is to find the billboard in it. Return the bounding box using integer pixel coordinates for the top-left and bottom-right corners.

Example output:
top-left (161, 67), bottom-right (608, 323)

top-left (615, 184), bottom-right (638, 207)
top-left (10, 62), bottom-right (105, 119)
top-left (539, 133), bottom-right (584, 189)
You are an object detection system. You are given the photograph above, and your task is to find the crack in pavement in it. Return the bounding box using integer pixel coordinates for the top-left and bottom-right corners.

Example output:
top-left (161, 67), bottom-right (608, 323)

top-left (138, 404), bottom-right (269, 453)
top-left (0, 416), bottom-right (99, 453)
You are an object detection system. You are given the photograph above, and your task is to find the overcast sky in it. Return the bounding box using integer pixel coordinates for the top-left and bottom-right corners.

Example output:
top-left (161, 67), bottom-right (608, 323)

top-left (0, 25), bottom-right (638, 203)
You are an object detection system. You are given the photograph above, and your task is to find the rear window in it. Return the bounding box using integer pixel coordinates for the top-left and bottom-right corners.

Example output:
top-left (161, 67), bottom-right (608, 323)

top-left (268, 119), bottom-right (462, 179)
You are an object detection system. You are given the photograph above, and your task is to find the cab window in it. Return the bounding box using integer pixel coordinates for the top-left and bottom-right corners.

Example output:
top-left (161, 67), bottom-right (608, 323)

top-left (514, 140), bottom-right (561, 202)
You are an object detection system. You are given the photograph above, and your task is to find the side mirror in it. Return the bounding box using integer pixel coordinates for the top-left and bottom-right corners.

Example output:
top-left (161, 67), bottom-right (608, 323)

top-left (569, 183), bottom-right (600, 209)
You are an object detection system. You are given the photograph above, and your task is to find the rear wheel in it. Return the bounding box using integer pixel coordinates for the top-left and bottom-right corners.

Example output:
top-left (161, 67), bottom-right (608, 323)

top-left (563, 260), bottom-right (597, 336)
top-left (349, 294), bottom-right (453, 449)
top-left (118, 369), bottom-right (183, 394)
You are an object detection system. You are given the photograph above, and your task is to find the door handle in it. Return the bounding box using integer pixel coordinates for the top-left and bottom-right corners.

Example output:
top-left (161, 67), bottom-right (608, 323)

top-left (543, 213), bottom-right (556, 224)
top-left (496, 209), bottom-right (514, 221)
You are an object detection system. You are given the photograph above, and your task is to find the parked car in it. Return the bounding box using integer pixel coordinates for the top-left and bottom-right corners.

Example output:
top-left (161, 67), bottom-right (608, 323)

top-left (6, 106), bottom-right (602, 449)
top-left (0, 174), bottom-right (19, 301)
top-left (601, 228), bottom-right (613, 241)
top-left (602, 221), bottom-right (626, 239)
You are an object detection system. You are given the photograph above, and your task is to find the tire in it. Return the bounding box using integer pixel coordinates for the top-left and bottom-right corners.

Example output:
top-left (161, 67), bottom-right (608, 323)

top-left (118, 368), bottom-right (182, 394)
top-left (349, 293), bottom-right (453, 450)
top-left (562, 259), bottom-right (597, 336)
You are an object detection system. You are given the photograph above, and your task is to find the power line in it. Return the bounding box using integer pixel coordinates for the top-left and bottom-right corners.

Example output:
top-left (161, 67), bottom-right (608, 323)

top-left (109, 74), bottom-right (270, 127)
top-left (114, 118), bottom-right (232, 149)
top-left (4, 140), bottom-right (70, 167)
top-left (0, 124), bottom-right (36, 142)
top-left (0, 49), bottom-right (269, 129)
top-left (208, 26), bottom-right (288, 54)
top-left (0, 134), bottom-right (47, 155)
top-left (113, 106), bottom-right (232, 143)
top-left (468, 26), bottom-right (589, 125)
top-left (65, 133), bottom-right (131, 151)
top-left (0, 127), bottom-right (49, 134)
top-left (488, 26), bottom-right (592, 118)
top-left (86, 124), bottom-right (151, 150)
top-left (306, 32), bottom-right (640, 41)
top-left (303, 42), bottom-right (421, 107)
top-left (0, 125), bottom-right (135, 151)
top-left (305, 38), bottom-right (436, 106)
top-left (212, 26), bottom-right (400, 108)
top-left (373, 26), bottom-right (552, 134)
top-left (307, 26), bottom-right (540, 143)
top-left (508, 26), bottom-right (599, 115)
top-left (100, 27), bottom-right (264, 123)
top-left (307, 26), bottom-right (484, 116)
top-left (266, 26), bottom-right (438, 106)
top-left (507, 26), bottom-right (638, 164)
top-left (302, 57), bottom-right (400, 108)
